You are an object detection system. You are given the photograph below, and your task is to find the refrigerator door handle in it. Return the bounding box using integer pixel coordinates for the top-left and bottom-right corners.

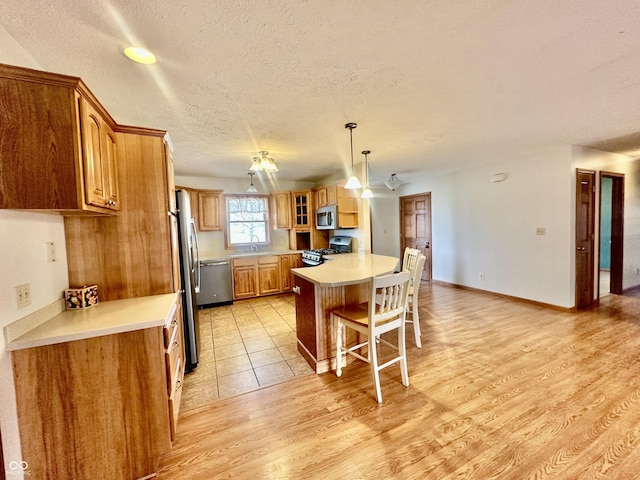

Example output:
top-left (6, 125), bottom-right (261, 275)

top-left (190, 217), bottom-right (201, 293)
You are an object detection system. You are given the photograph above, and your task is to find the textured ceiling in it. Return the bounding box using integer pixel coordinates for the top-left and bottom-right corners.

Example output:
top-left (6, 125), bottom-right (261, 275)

top-left (2, 1), bottom-right (640, 184)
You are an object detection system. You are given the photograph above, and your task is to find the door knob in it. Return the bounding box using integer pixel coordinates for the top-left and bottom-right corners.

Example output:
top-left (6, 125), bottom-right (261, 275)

top-left (577, 246), bottom-right (585, 251)
top-left (425, 242), bottom-right (430, 248)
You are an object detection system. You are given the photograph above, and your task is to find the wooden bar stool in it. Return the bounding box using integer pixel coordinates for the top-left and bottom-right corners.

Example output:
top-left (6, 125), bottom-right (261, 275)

top-left (331, 271), bottom-right (412, 403)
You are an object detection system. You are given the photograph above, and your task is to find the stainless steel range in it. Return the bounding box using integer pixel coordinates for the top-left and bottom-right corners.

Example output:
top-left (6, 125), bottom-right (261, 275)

top-left (301, 236), bottom-right (352, 266)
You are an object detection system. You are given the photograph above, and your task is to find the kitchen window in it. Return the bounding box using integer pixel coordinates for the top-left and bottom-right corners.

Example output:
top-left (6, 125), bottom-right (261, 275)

top-left (225, 194), bottom-right (270, 247)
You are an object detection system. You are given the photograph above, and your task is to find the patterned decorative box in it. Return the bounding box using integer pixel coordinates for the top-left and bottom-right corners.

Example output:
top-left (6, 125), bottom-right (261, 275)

top-left (65, 285), bottom-right (99, 309)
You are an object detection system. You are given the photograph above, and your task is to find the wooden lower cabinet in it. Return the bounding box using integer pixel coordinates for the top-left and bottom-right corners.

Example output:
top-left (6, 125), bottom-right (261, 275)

top-left (164, 298), bottom-right (185, 440)
top-left (11, 297), bottom-right (184, 480)
top-left (258, 255), bottom-right (281, 295)
top-left (233, 254), bottom-right (302, 299)
top-left (280, 254), bottom-right (303, 293)
top-left (232, 257), bottom-right (259, 299)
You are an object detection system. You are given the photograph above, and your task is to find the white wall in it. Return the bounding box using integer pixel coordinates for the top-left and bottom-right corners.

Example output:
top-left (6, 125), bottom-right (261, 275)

top-left (0, 211), bottom-right (69, 478)
top-left (370, 189), bottom-right (400, 257)
top-left (381, 146), bottom-right (576, 307)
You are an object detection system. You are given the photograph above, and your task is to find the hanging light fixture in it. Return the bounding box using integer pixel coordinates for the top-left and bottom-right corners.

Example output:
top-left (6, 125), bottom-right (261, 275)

top-left (247, 172), bottom-right (258, 193)
top-left (250, 151), bottom-right (278, 173)
top-left (344, 123), bottom-right (362, 189)
top-left (360, 150), bottom-right (373, 199)
top-left (384, 173), bottom-right (402, 191)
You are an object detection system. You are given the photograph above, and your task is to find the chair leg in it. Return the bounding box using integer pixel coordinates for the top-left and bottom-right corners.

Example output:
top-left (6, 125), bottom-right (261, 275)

top-left (369, 334), bottom-right (383, 403)
top-left (412, 303), bottom-right (422, 348)
top-left (335, 317), bottom-right (343, 377)
top-left (399, 321), bottom-right (409, 387)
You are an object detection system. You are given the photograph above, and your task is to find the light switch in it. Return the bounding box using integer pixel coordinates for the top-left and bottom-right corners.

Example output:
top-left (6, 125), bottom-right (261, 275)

top-left (46, 241), bottom-right (56, 262)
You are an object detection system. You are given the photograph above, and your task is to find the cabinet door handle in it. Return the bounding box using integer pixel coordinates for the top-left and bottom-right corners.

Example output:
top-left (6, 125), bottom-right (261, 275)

top-left (292, 286), bottom-right (301, 294)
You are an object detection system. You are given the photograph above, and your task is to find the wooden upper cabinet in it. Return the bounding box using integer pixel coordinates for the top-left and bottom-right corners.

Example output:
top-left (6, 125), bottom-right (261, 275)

top-left (291, 190), bottom-right (312, 229)
top-left (0, 63), bottom-right (119, 215)
top-left (79, 98), bottom-right (120, 211)
top-left (316, 187), bottom-right (327, 208)
top-left (270, 192), bottom-right (292, 229)
top-left (197, 190), bottom-right (223, 231)
top-left (337, 188), bottom-right (359, 228)
top-left (315, 185), bottom-right (337, 208)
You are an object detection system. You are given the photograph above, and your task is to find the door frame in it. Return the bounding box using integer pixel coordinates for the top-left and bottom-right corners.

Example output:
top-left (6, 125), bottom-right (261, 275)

top-left (598, 171), bottom-right (625, 295)
top-left (399, 192), bottom-right (432, 281)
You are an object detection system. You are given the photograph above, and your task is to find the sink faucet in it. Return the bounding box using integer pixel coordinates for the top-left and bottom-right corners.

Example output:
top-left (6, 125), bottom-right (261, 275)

top-left (250, 234), bottom-right (260, 252)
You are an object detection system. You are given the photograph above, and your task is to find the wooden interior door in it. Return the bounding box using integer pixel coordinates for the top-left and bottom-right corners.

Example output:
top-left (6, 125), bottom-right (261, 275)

top-left (400, 193), bottom-right (432, 281)
top-left (576, 169), bottom-right (596, 309)
top-left (600, 172), bottom-right (625, 295)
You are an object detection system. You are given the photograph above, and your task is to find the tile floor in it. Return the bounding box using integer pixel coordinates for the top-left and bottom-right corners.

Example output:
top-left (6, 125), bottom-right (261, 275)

top-left (180, 293), bottom-right (315, 410)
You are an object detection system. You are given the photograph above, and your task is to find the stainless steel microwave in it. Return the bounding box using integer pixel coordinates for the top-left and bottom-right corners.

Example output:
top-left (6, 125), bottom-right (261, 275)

top-left (316, 205), bottom-right (337, 230)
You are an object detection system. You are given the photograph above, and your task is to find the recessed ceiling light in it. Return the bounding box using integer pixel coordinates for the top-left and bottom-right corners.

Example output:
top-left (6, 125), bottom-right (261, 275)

top-left (123, 46), bottom-right (156, 64)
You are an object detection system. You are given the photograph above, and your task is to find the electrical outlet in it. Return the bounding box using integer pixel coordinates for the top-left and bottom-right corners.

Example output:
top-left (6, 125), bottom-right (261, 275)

top-left (536, 227), bottom-right (546, 235)
top-left (15, 283), bottom-right (31, 309)
top-left (479, 273), bottom-right (485, 280)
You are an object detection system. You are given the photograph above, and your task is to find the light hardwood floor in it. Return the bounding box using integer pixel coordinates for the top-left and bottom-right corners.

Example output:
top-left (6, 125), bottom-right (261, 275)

top-left (158, 283), bottom-right (640, 479)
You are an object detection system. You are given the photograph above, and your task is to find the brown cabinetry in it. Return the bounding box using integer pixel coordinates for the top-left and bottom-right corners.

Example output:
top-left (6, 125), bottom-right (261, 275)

top-left (258, 255), bottom-right (281, 295)
top-left (270, 192), bottom-right (292, 229)
top-left (197, 190), bottom-right (223, 231)
top-left (65, 131), bottom-right (177, 301)
top-left (232, 257), bottom-right (259, 299)
top-left (11, 300), bottom-right (183, 480)
top-left (79, 97), bottom-right (120, 210)
top-left (337, 188), bottom-right (359, 228)
top-left (280, 253), bottom-right (303, 292)
top-left (291, 190), bottom-right (312, 228)
top-left (0, 64), bottom-right (121, 214)
top-left (233, 253), bottom-right (302, 299)
top-left (315, 185), bottom-right (337, 207)
top-left (164, 298), bottom-right (185, 440)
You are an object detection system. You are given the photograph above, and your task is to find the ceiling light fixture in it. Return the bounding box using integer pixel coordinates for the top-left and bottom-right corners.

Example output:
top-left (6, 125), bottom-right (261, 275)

top-left (247, 172), bottom-right (258, 193)
top-left (250, 151), bottom-right (278, 173)
top-left (123, 46), bottom-right (157, 65)
top-left (361, 150), bottom-right (373, 199)
top-left (344, 123), bottom-right (362, 189)
top-left (384, 173), bottom-right (402, 191)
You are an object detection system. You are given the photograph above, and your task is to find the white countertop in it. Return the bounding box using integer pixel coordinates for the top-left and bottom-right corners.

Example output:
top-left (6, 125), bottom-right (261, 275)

top-left (6, 292), bottom-right (178, 351)
top-left (291, 253), bottom-right (400, 287)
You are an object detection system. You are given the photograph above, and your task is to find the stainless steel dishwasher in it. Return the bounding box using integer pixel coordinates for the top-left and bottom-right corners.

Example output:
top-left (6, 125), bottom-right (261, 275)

top-left (197, 259), bottom-right (233, 308)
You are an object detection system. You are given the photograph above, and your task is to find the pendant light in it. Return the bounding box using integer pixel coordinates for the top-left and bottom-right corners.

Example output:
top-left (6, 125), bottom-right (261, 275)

top-left (360, 150), bottom-right (373, 199)
top-left (344, 122), bottom-right (362, 189)
top-left (247, 172), bottom-right (258, 193)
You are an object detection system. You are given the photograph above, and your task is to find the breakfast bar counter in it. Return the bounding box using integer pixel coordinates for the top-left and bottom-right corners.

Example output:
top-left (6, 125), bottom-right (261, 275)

top-left (291, 253), bottom-right (399, 373)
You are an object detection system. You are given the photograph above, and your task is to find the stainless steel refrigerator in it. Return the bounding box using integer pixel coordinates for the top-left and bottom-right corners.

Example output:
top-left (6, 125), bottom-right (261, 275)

top-left (176, 189), bottom-right (200, 372)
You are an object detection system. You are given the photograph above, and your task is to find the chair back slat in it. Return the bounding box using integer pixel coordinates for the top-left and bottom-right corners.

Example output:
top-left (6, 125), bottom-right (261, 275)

top-left (402, 248), bottom-right (421, 273)
top-left (372, 271), bottom-right (411, 322)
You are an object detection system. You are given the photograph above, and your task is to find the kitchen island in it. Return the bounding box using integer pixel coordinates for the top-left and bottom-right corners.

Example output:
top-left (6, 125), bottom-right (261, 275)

top-left (291, 253), bottom-right (399, 373)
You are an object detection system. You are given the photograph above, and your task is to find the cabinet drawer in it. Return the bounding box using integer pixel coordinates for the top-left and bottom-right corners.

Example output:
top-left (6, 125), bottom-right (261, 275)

top-left (168, 356), bottom-right (185, 441)
top-left (165, 320), bottom-right (184, 396)
top-left (258, 255), bottom-right (279, 265)
top-left (233, 257), bottom-right (256, 267)
top-left (163, 302), bottom-right (180, 348)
